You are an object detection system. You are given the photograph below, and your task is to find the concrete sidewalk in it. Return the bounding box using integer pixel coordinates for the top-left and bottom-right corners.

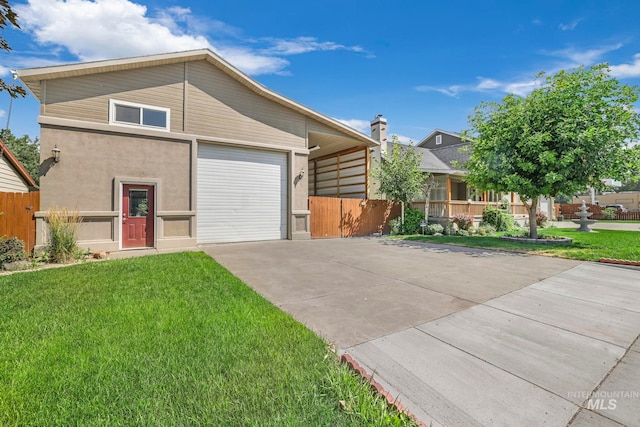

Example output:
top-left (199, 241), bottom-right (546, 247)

top-left (201, 239), bottom-right (640, 426)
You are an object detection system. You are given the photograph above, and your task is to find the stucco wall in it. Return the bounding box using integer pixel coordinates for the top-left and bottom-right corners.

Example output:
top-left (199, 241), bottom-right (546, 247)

top-left (38, 126), bottom-right (194, 250)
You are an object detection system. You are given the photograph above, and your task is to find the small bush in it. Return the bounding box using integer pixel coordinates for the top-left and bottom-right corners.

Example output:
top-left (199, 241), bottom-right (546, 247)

top-left (477, 224), bottom-right (496, 236)
top-left (536, 211), bottom-right (548, 227)
top-left (482, 206), bottom-right (514, 231)
top-left (425, 223), bottom-right (444, 235)
top-left (602, 207), bottom-right (617, 220)
top-left (0, 237), bottom-right (26, 268)
top-left (456, 229), bottom-right (470, 236)
top-left (557, 214), bottom-right (565, 222)
top-left (388, 218), bottom-right (402, 235)
top-left (452, 213), bottom-right (473, 231)
top-left (403, 208), bottom-right (425, 234)
top-left (47, 207), bottom-right (83, 263)
top-left (389, 209), bottom-right (425, 235)
top-left (443, 222), bottom-right (453, 235)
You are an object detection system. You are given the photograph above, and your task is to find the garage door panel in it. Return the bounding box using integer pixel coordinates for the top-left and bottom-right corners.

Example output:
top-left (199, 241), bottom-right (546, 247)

top-left (197, 144), bottom-right (287, 243)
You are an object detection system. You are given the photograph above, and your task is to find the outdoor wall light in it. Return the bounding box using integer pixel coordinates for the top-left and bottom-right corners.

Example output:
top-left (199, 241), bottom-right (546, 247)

top-left (298, 168), bottom-right (305, 179)
top-left (51, 145), bottom-right (61, 163)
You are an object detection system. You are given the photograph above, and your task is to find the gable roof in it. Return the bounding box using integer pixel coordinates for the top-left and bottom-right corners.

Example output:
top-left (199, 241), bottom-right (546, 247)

top-left (17, 49), bottom-right (378, 148)
top-left (416, 128), bottom-right (462, 147)
top-left (388, 142), bottom-right (466, 175)
top-left (0, 139), bottom-right (37, 188)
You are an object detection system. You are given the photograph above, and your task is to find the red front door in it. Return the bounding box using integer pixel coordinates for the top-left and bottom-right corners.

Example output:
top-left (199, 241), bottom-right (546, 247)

top-left (122, 184), bottom-right (155, 248)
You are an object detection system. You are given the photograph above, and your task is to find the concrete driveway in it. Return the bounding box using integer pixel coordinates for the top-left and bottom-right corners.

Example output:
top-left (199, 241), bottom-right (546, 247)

top-left (201, 238), bottom-right (640, 427)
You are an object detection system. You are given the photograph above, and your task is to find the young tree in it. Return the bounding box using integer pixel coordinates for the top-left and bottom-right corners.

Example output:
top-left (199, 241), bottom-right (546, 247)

top-left (1, 129), bottom-right (39, 184)
top-left (0, 0), bottom-right (26, 98)
top-left (371, 136), bottom-right (426, 223)
top-left (462, 64), bottom-right (640, 239)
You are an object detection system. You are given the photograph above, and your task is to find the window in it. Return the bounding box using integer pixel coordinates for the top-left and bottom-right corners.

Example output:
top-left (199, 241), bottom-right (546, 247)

top-left (435, 134), bottom-right (442, 145)
top-left (109, 99), bottom-right (170, 131)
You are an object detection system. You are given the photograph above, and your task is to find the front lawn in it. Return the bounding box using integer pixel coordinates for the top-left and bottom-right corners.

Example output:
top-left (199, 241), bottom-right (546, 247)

top-left (0, 253), bottom-right (414, 426)
top-left (404, 228), bottom-right (640, 261)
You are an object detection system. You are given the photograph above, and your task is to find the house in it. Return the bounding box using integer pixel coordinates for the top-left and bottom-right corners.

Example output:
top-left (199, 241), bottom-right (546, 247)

top-left (17, 49), bottom-right (378, 253)
top-left (0, 139), bottom-right (37, 192)
top-left (368, 118), bottom-right (529, 223)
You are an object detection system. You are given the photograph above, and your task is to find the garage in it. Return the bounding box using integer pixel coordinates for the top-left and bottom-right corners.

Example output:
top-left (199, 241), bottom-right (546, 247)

top-left (197, 143), bottom-right (288, 243)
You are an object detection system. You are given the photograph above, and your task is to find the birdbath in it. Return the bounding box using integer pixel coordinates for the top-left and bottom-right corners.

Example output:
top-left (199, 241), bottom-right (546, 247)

top-left (572, 200), bottom-right (597, 232)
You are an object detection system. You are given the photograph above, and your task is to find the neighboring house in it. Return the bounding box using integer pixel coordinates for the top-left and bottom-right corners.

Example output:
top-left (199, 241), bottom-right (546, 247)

top-left (369, 118), bottom-right (530, 223)
top-left (0, 139), bottom-right (37, 192)
top-left (17, 49), bottom-right (378, 253)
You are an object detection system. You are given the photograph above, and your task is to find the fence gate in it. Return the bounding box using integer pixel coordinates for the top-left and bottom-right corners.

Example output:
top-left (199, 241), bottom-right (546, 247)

top-left (0, 192), bottom-right (40, 253)
top-left (309, 196), bottom-right (400, 238)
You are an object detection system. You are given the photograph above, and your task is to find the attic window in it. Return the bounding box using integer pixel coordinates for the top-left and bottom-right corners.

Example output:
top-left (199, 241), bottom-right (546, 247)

top-left (435, 134), bottom-right (442, 145)
top-left (109, 100), bottom-right (170, 131)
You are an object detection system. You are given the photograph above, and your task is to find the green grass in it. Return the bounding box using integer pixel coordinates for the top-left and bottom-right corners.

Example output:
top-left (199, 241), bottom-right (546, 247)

top-left (404, 228), bottom-right (640, 261)
top-left (0, 253), bottom-right (415, 426)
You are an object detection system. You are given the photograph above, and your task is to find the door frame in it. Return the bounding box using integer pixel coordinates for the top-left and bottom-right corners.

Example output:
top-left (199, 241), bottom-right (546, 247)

top-left (118, 180), bottom-right (158, 250)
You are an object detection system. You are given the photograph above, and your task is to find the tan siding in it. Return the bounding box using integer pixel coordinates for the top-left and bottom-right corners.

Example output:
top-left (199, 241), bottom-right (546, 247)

top-left (307, 118), bottom-right (345, 137)
top-left (44, 63), bottom-right (185, 132)
top-left (186, 61), bottom-right (305, 146)
top-left (0, 157), bottom-right (29, 192)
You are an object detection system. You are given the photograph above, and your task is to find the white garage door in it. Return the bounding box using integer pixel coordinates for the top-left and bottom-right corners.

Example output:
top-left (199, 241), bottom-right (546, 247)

top-left (197, 144), bottom-right (288, 243)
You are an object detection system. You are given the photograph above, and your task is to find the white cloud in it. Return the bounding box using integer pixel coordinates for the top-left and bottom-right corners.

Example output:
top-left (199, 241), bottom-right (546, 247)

top-left (610, 53), bottom-right (640, 78)
top-left (559, 18), bottom-right (584, 31)
top-left (416, 76), bottom-right (539, 97)
top-left (0, 110), bottom-right (5, 118)
top-left (263, 37), bottom-right (364, 56)
top-left (391, 134), bottom-right (416, 145)
top-left (543, 43), bottom-right (623, 67)
top-left (14, 0), bottom-right (368, 76)
top-left (0, 65), bottom-right (10, 76)
top-left (415, 85), bottom-right (462, 97)
top-left (335, 118), bottom-right (370, 134)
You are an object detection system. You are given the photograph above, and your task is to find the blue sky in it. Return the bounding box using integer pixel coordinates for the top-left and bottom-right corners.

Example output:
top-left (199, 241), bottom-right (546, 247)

top-left (2, 0), bottom-right (640, 143)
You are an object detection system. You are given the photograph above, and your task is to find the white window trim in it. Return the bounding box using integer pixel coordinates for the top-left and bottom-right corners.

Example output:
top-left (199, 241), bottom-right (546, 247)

top-left (435, 134), bottom-right (442, 145)
top-left (109, 99), bottom-right (171, 132)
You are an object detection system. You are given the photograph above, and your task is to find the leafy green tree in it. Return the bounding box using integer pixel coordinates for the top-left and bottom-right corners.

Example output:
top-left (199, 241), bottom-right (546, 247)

top-left (0, 0), bottom-right (26, 98)
top-left (371, 136), bottom-right (426, 223)
top-left (1, 129), bottom-right (39, 184)
top-left (463, 64), bottom-right (640, 239)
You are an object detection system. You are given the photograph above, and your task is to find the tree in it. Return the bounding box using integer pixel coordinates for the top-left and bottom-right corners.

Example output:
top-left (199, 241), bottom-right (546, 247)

top-left (371, 136), bottom-right (426, 223)
top-left (1, 0), bottom-right (26, 98)
top-left (462, 64), bottom-right (640, 239)
top-left (0, 129), bottom-right (39, 184)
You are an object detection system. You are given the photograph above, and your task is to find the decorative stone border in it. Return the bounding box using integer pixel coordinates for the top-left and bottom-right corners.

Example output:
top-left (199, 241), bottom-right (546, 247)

top-left (600, 258), bottom-right (640, 267)
top-left (340, 353), bottom-right (427, 427)
top-left (499, 236), bottom-right (573, 245)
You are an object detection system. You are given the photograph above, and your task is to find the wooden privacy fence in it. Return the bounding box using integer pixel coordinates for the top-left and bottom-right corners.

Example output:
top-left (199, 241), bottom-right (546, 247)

top-left (0, 192), bottom-right (40, 253)
top-left (309, 196), bottom-right (401, 238)
top-left (559, 203), bottom-right (640, 220)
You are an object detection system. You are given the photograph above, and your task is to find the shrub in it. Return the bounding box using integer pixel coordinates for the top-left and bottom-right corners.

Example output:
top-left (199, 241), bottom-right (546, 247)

top-left (602, 207), bottom-right (617, 220)
top-left (402, 208), bottom-right (425, 234)
top-left (456, 229), bottom-right (470, 236)
top-left (478, 224), bottom-right (496, 236)
top-left (47, 207), bottom-right (83, 263)
top-left (0, 237), bottom-right (26, 268)
top-left (425, 223), bottom-right (444, 235)
top-left (557, 214), bottom-right (565, 222)
top-left (452, 213), bottom-right (473, 231)
top-left (535, 211), bottom-right (548, 227)
top-left (482, 206), bottom-right (514, 231)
